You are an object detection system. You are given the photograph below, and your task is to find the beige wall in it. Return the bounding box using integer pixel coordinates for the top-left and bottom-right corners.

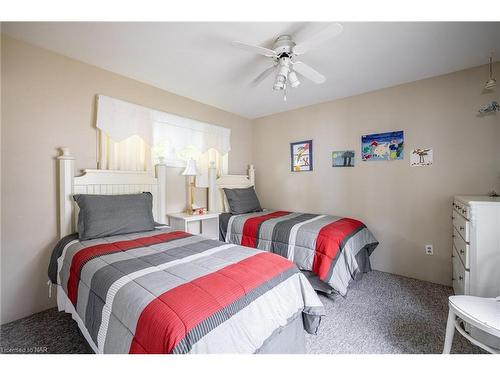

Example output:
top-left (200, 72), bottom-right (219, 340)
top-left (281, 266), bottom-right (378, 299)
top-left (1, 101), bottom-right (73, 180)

top-left (0, 35), bottom-right (253, 324)
top-left (252, 63), bottom-right (500, 287)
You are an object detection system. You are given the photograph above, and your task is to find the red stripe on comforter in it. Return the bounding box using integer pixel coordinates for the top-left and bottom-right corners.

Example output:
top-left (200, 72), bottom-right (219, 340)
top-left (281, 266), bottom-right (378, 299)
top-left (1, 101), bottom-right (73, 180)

top-left (241, 211), bottom-right (290, 247)
top-left (312, 218), bottom-right (364, 280)
top-left (67, 231), bottom-right (191, 305)
top-left (129, 252), bottom-right (294, 354)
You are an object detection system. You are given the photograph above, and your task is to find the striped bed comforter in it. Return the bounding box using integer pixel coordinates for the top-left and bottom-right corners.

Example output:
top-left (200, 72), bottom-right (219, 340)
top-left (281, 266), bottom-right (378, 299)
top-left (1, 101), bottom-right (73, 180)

top-left (226, 211), bottom-right (379, 296)
top-left (52, 227), bottom-right (324, 354)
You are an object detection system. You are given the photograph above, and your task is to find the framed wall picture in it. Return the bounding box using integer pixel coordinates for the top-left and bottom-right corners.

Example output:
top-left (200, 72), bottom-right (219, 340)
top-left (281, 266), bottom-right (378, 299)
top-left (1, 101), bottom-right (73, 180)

top-left (290, 140), bottom-right (313, 172)
top-left (361, 131), bottom-right (404, 161)
top-left (332, 150), bottom-right (355, 167)
top-left (410, 148), bottom-right (433, 166)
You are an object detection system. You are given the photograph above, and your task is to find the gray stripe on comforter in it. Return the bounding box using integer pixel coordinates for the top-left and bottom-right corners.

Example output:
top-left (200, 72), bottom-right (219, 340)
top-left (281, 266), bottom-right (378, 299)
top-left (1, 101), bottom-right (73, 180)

top-left (270, 213), bottom-right (319, 257)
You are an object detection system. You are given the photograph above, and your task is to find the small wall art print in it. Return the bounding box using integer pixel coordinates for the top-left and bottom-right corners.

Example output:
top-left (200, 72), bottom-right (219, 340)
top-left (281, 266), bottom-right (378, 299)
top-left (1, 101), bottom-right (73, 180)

top-left (290, 140), bottom-right (313, 172)
top-left (361, 131), bottom-right (404, 161)
top-left (410, 148), bottom-right (433, 167)
top-left (332, 150), bottom-right (355, 167)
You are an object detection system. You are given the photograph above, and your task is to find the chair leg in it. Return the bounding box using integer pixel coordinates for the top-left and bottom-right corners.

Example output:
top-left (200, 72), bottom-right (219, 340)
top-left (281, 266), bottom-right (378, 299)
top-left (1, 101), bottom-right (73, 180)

top-left (443, 310), bottom-right (456, 354)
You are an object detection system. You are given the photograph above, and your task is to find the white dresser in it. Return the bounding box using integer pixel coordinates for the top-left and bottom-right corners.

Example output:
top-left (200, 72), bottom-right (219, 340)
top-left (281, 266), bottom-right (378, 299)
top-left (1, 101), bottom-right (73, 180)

top-left (451, 195), bottom-right (500, 348)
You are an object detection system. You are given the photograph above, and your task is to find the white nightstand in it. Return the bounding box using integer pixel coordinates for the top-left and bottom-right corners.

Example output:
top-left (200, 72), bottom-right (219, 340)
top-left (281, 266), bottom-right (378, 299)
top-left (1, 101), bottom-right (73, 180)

top-left (167, 212), bottom-right (220, 240)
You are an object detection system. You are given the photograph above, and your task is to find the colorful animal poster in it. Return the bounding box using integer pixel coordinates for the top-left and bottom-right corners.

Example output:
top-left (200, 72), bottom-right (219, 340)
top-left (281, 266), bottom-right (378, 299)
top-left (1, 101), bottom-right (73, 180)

top-left (361, 131), bottom-right (404, 161)
top-left (332, 150), bottom-right (355, 167)
top-left (410, 148), bottom-right (433, 167)
top-left (290, 140), bottom-right (313, 172)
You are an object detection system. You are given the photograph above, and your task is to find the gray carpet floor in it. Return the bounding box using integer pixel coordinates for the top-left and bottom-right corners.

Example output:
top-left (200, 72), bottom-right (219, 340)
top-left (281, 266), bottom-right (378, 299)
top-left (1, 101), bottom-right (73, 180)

top-left (0, 271), bottom-right (484, 354)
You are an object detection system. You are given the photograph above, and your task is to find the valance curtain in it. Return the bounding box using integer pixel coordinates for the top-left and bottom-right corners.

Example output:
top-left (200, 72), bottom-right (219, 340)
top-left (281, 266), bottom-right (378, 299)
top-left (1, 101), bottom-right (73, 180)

top-left (96, 95), bottom-right (231, 183)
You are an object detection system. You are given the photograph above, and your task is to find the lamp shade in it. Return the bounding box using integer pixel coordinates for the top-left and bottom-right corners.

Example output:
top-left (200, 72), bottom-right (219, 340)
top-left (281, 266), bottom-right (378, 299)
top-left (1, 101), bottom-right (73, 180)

top-left (182, 158), bottom-right (198, 176)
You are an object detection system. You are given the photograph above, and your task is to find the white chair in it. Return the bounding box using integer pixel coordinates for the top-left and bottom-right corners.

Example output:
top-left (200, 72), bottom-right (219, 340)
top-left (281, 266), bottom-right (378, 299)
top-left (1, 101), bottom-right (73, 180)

top-left (443, 295), bottom-right (500, 354)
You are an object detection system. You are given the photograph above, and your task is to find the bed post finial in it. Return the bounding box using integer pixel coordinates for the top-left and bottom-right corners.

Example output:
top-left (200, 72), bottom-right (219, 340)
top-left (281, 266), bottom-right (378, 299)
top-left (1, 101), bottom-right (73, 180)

top-left (57, 147), bottom-right (75, 238)
top-left (60, 147), bottom-right (72, 157)
top-left (208, 161), bottom-right (217, 212)
top-left (248, 164), bottom-right (255, 186)
top-left (155, 160), bottom-right (167, 223)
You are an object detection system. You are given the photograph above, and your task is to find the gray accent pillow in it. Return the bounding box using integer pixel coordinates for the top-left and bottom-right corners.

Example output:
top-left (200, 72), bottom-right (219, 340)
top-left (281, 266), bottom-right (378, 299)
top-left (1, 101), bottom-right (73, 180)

top-left (73, 193), bottom-right (155, 240)
top-left (223, 187), bottom-right (262, 215)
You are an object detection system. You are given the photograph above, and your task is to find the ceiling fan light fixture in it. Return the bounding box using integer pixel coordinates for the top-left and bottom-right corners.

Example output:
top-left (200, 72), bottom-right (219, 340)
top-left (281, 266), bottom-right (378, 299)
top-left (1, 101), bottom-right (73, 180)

top-left (273, 75), bottom-right (286, 91)
top-left (277, 64), bottom-right (289, 77)
top-left (233, 23), bottom-right (343, 93)
top-left (288, 71), bottom-right (300, 88)
top-left (273, 62), bottom-right (290, 91)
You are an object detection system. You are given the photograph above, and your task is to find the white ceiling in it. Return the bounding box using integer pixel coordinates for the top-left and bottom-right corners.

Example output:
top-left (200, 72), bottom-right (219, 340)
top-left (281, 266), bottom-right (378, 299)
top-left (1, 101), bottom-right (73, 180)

top-left (3, 22), bottom-right (500, 119)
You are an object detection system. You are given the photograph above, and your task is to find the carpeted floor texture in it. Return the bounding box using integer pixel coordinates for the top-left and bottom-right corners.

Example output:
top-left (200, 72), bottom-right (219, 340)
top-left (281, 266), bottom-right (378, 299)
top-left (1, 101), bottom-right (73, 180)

top-left (0, 270), bottom-right (484, 354)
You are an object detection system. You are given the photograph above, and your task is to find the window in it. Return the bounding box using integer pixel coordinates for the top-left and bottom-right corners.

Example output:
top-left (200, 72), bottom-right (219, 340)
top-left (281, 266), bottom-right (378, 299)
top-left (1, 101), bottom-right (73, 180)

top-left (96, 95), bottom-right (230, 185)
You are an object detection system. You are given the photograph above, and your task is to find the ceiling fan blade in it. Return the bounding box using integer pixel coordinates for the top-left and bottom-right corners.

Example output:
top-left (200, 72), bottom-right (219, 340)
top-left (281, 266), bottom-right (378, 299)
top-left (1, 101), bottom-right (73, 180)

top-left (293, 23), bottom-right (343, 55)
top-left (232, 41), bottom-right (277, 57)
top-left (252, 65), bottom-right (277, 86)
top-left (293, 62), bottom-right (326, 84)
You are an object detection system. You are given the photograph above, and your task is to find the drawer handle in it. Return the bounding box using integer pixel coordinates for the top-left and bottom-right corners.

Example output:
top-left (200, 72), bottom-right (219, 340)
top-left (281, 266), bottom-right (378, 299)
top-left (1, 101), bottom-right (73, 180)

top-left (451, 277), bottom-right (455, 281)
top-left (460, 249), bottom-right (464, 255)
top-left (459, 226), bottom-right (464, 231)
top-left (452, 234), bottom-right (455, 238)
top-left (459, 276), bottom-right (463, 281)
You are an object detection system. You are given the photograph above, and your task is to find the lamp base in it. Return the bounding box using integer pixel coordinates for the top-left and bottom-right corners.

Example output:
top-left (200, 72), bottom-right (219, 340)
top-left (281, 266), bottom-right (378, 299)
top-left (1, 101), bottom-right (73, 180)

top-left (186, 179), bottom-right (195, 215)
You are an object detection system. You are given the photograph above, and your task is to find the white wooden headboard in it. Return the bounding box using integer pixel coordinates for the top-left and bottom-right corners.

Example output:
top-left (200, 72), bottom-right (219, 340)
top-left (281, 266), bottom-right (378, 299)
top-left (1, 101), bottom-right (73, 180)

top-left (207, 163), bottom-right (255, 212)
top-left (57, 147), bottom-right (166, 238)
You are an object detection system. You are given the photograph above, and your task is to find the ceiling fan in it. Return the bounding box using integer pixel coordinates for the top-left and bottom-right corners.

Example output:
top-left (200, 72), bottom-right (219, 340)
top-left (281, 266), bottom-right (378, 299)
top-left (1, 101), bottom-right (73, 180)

top-left (232, 23), bottom-right (343, 101)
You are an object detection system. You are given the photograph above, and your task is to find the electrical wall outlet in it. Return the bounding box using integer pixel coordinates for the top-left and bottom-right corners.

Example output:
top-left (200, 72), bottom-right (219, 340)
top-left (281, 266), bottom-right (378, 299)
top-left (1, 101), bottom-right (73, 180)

top-left (425, 244), bottom-right (433, 255)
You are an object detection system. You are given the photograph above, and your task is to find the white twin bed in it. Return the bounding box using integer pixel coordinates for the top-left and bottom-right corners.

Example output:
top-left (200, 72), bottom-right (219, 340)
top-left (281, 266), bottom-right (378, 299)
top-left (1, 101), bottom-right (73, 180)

top-left (52, 148), bottom-right (324, 354)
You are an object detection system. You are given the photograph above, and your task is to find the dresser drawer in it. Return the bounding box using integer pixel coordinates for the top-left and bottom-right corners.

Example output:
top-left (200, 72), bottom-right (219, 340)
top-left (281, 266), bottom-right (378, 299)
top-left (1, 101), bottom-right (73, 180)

top-left (452, 200), bottom-right (470, 220)
top-left (452, 209), bottom-right (469, 242)
top-left (452, 247), bottom-right (469, 295)
top-left (452, 227), bottom-right (469, 269)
